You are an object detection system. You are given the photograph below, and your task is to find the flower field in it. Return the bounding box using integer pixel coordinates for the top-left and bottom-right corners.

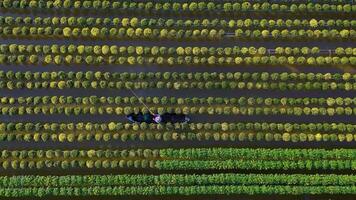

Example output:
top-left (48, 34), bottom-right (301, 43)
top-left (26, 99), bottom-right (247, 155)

top-left (0, 0), bottom-right (355, 199)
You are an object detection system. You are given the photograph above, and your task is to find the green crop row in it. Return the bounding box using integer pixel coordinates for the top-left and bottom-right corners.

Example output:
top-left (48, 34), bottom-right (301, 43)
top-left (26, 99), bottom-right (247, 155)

top-left (0, 148), bottom-right (355, 171)
top-left (2, 26), bottom-right (355, 41)
top-left (1, 96), bottom-right (356, 117)
top-left (0, 149), bottom-right (158, 159)
top-left (156, 148), bottom-right (356, 170)
top-left (2, 122), bottom-right (355, 143)
top-left (1, 105), bottom-right (356, 116)
top-left (1, 122), bottom-right (355, 133)
top-left (0, 1), bottom-right (353, 14)
top-left (5, 80), bottom-right (356, 91)
top-left (1, 71), bottom-right (354, 82)
top-left (1, 130), bottom-right (355, 143)
top-left (0, 173), bottom-right (355, 188)
top-left (0, 185), bottom-right (355, 197)
top-left (1, 44), bottom-right (354, 65)
top-left (2, 44), bottom-right (352, 56)
top-left (155, 160), bottom-right (356, 170)
top-left (2, 96), bottom-right (355, 107)
top-left (1, 71), bottom-right (355, 91)
top-left (159, 148), bottom-right (356, 160)
top-left (1, 55), bottom-right (355, 66)
top-left (1, 16), bottom-right (354, 29)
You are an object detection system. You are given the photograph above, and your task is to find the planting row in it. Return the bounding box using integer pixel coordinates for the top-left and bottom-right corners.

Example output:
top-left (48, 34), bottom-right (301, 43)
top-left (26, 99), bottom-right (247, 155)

top-left (2, 26), bottom-right (355, 41)
top-left (0, 129), bottom-right (355, 143)
top-left (3, 96), bottom-right (355, 107)
top-left (0, 149), bottom-right (159, 159)
top-left (1, 70), bottom-right (355, 90)
top-left (160, 148), bottom-right (356, 160)
top-left (233, 29), bottom-right (354, 40)
top-left (2, 71), bottom-right (354, 82)
top-left (1, 122), bottom-right (355, 133)
top-left (3, 80), bottom-right (356, 90)
top-left (2, 131), bottom-right (356, 143)
top-left (1, 55), bottom-right (355, 66)
top-left (2, 45), bottom-right (352, 56)
top-left (0, 185), bottom-right (355, 197)
top-left (0, 172), bottom-right (355, 197)
top-left (156, 148), bottom-right (356, 170)
top-left (156, 160), bottom-right (356, 170)
top-left (2, 122), bottom-right (355, 143)
top-left (1, 105), bottom-right (356, 116)
top-left (1, 16), bottom-right (354, 29)
top-left (1, 174), bottom-right (356, 188)
top-left (0, 1), bottom-right (353, 14)
top-left (0, 148), bottom-right (355, 171)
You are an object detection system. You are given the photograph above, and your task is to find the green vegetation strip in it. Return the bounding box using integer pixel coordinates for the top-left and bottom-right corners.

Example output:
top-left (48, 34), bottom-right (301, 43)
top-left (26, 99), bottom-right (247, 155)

top-left (1, 71), bottom-right (354, 82)
top-left (1, 44), bottom-right (354, 66)
top-left (0, 122), bottom-right (355, 143)
top-left (156, 148), bottom-right (356, 170)
top-left (157, 148), bottom-right (356, 170)
top-left (1, 16), bottom-right (354, 29)
top-left (155, 160), bottom-right (355, 170)
top-left (160, 148), bottom-right (356, 160)
top-left (1, 96), bottom-right (356, 116)
top-left (1, 122), bottom-right (355, 133)
top-left (0, 174), bottom-right (355, 187)
top-left (2, 26), bottom-right (354, 41)
top-left (2, 71), bottom-right (355, 91)
top-left (0, 173), bottom-right (355, 196)
top-left (2, 96), bottom-right (356, 107)
top-left (0, 1), bottom-right (353, 14)
top-left (0, 185), bottom-right (354, 197)
top-left (0, 148), bottom-right (356, 171)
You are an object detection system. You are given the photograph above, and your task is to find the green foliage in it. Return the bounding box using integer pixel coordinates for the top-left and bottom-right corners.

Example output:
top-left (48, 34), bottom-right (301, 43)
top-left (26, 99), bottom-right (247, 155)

top-left (0, 45), bottom-right (353, 66)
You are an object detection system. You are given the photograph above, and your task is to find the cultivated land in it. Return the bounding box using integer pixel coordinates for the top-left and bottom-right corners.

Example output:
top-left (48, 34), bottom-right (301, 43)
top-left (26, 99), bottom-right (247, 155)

top-left (0, 0), bottom-right (355, 199)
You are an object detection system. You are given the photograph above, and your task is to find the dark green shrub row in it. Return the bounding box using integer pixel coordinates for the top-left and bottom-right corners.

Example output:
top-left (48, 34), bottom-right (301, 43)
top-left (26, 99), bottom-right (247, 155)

top-left (1, 16), bottom-right (354, 29)
top-left (2, 95), bottom-right (355, 107)
top-left (1, 26), bottom-right (354, 41)
top-left (1, 173), bottom-right (355, 188)
top-left (1, 71), bottom-right (354, 81)
top-left (2, 44), bottom-right (334, 56)
top-left (0, 1), bottom-right (353, 14)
